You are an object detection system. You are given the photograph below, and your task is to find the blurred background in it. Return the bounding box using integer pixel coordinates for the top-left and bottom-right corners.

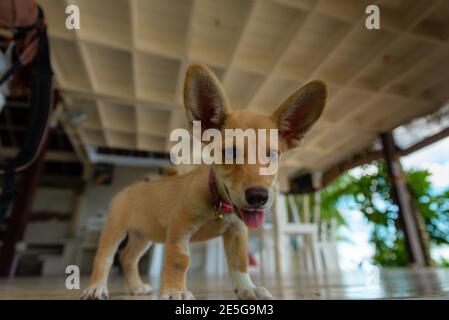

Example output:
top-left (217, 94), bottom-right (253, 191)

top-left (0, 0), bottom-right (448, 298)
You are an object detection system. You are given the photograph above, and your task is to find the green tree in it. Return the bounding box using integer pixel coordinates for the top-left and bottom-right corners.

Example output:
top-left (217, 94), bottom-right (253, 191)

top-left (320, 160), bottom-right (449, 267)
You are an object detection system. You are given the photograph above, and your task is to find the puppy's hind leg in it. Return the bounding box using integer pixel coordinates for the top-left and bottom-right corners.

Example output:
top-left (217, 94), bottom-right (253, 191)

top-left (120, 231), bottom-right (152, 295)
top-left (81, 218), bottom-right (126, 300)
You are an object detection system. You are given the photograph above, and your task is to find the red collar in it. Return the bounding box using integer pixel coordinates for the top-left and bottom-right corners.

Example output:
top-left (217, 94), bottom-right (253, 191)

top-left (209, 169), bottom-right (233, 214)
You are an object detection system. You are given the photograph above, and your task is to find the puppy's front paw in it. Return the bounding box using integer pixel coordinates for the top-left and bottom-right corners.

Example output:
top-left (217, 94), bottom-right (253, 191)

top-left (160, 290), bottom-right (195, 300)
top-left (130, 283), bottom-right (152, 296)
top-left (81, 285), bottom-right (109, 300)
top-left (235, 286), bottom-right (272, 300)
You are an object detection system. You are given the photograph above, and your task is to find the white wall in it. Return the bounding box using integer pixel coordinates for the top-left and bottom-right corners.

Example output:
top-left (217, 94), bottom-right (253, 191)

top-left (24, 188), bottom-right (76, 245)
top-left (77, 166), bottom-right (158, 237)
top-left (33, 188), bottom-right (76, 213)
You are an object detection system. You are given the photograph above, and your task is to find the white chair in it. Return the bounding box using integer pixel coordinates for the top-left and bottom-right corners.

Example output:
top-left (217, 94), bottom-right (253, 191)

top-left (275, 193), bottom-right (322, 274)
top-left (248, 192), bottom-right (322, 277)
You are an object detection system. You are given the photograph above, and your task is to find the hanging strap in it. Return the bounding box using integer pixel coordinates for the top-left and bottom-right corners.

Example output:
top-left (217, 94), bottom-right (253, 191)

top-left (0, 161), bottom-right (16, 225)
top-left (0, 6), bottom-right (52, 226)
top-left (0, 23), bottom-right (40, 87)
top-left (0, 57), bottom-right (21, 87)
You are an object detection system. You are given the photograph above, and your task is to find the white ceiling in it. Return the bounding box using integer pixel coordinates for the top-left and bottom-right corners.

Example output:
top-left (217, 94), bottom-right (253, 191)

top-left (39, 0), bottom-right (449, 174)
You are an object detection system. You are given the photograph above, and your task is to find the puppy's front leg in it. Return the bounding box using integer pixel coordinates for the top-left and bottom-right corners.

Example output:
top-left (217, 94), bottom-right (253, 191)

top-left (160, 226), bottom-right (195, 300)
top-left (223, 225), bottom-right (272, 300)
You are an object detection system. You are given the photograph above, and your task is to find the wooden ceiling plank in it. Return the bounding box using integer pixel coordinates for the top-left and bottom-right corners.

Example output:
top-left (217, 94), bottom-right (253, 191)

top-left (246, 0), bottom-right (322, 110)
top-left (64, 0), bottom-right (109, 146)
top-left (304, 0), bottom-right (377, 82)
top-left (166, 0), bottom-right (197, 149)
top-left (58, 86), bottom-right (174, 111)
top-left (385, 44), bottom-right (449, 95)
top-left (276, 0), bottom-right (445, 50)
top-left (130, 0), bottom-right (139, 140)
top-left (41, 0), bottom-right (448, 173)
top-left (174, 0), bottom-right (197, 102)
top-left (317, 0), bottom-right (444, 137)
top-left (57, 73), bottom-right (430, 124)
top-left (222, 0), bottom-right (258, 87)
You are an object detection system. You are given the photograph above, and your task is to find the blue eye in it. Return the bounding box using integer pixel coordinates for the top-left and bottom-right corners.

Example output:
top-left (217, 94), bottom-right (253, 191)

top-left (269, 149), bottom-right (278, 161)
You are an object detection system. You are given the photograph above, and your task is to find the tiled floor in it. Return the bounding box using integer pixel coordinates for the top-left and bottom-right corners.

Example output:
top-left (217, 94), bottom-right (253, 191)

top-left (0, 269), bottom-right (448, 300)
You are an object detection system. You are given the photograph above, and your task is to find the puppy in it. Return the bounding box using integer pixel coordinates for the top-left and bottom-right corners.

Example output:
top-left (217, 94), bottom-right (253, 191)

top-left (81, 64), bottom-right (327, 300)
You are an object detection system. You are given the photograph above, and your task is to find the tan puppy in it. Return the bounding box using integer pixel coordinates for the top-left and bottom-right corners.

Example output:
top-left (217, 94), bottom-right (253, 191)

top-left (81, 64), bottom-right (327, 300)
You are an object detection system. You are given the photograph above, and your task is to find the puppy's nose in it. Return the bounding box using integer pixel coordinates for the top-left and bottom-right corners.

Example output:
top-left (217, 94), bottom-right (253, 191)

top-left (245, 187), bottom-right (269, 207)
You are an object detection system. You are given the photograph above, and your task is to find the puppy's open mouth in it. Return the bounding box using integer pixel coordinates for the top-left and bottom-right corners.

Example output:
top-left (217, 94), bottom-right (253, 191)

top-left (223, 185), bottom-right (265, 229)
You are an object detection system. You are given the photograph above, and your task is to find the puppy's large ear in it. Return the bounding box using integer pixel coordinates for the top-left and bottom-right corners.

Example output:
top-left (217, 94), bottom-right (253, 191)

top-left (271, 81), bottom-right (327, 149)
top-left (184, 64), bottom-right (230, 132)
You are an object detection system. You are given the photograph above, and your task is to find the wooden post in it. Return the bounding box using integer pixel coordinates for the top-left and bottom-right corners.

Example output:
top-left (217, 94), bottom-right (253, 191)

top-left (302, 194), bottom-right (310, 223)
top-left (380, 132), bottom-right (428, 267)
top-left (0, 133), bottom-right (49, 277)
top-left (312, 172), bottom-right (322, 224)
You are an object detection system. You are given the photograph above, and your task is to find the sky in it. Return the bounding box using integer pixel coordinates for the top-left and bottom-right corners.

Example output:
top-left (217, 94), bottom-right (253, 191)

top-left (337, 137), bottom-right (449, 271)
top-left (401, 137), bottom-right (449, 194)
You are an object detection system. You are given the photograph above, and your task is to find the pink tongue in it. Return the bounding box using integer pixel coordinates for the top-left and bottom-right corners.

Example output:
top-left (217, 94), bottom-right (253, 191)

top-left (237, 208), bottom-right (265, 228)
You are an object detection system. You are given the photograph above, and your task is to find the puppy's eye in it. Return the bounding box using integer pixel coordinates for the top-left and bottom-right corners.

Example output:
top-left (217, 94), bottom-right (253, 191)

top-left (223, 147), bottom-right (235, 161)
top-left (268, 149), bottom-right (278, 161)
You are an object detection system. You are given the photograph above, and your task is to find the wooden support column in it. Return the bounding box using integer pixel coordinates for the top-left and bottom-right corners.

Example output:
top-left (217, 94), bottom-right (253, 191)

top-left (312, 172), bottom-right (322, 224)
top-left (380, 132), bottom-right (429, 267)
top-left (302, 194), bottom-right (310, 223)
top-left (0, 133), bottom-right (49, 277)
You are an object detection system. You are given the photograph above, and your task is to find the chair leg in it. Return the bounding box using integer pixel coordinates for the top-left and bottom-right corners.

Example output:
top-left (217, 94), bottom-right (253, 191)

top-left (204, 240), bottom-right (214, 275)
top-left (330, 243), bottom-right (340, 272)
top-left (149, 244), bottom-right (164, 278)
top-left (205, 238), bottom-right (222, 275)
top-left (266, 234), bottom-right (275, 275)
top-left (259, 231), bottom-right (266, 279)
top-left (274, 234), bottom-right (285, 275)
top-left (310, 232), bottom-right (323, 273)
top-left (319, 244), bottom-right (328, 272)
top-left (217, 238), bottom-right (226, 275)
top-left (303, 236), bottom-right (314, 273)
